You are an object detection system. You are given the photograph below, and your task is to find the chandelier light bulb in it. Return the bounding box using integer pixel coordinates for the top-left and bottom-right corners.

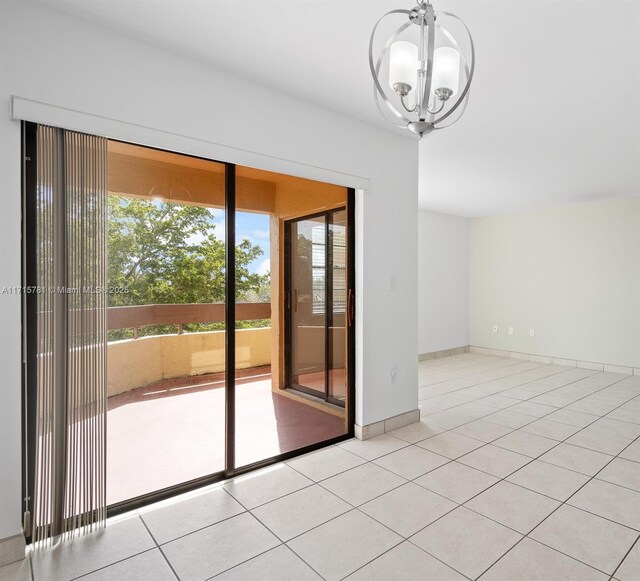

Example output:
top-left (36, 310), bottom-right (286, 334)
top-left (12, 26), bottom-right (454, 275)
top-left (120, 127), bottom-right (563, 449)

top-left (389, 41), bottom-right (419, 96)
top-left (369, 0), bottom-right (475, 138)
top-left (432, 47), bottom-right (460, 100)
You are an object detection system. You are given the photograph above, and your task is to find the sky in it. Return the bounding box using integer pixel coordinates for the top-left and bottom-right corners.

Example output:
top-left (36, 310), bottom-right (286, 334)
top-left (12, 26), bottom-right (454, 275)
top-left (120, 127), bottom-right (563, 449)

top-left (196, 208), bottom-right (270, 276)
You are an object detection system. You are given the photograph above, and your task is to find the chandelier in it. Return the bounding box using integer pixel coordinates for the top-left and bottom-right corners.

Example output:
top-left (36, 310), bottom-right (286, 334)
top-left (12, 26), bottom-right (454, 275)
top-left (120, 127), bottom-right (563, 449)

top-left (369, 0), bottom-right (475, 137)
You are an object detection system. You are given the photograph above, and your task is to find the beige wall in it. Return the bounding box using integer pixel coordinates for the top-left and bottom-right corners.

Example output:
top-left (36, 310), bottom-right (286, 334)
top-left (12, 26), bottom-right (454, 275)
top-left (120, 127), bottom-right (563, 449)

top-left (419, 210), bottom-right (469, 354)
top-left (470, 196), bottom-right (640, 368)
top-left (107, 328), bottom-right (271, 396)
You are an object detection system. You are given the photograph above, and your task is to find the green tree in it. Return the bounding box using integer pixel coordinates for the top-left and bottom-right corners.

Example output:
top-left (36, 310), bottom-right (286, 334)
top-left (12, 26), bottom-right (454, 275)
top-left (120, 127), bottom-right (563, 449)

top-left (108, 196), bottom-right (270, 337)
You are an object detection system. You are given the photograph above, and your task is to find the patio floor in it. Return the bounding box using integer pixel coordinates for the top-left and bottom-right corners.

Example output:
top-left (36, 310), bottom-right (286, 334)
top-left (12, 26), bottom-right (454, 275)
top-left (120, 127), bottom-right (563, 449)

top-left (107, 368), bottom-right (346, 505)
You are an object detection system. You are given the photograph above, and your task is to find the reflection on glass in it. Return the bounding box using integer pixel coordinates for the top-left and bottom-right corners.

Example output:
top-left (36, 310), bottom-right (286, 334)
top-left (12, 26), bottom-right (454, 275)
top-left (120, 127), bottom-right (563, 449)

top-left (106, 142), bottom-right (226, 504)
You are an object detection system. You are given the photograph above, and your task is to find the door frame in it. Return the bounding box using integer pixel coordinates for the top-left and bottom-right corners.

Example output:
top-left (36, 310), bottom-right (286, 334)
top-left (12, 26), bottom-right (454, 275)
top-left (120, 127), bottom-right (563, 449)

top-left (21, 123), bottom-right (356, 524)
top-left (283, 208), bottom-right (350, 407)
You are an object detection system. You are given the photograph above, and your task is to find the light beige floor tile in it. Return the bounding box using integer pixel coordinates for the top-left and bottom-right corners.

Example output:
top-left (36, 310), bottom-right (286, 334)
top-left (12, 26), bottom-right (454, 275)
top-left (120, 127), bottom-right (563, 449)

top-left (416, 431), bottom-right (485, 459)
top-left (453, 400), bottom-right (507, 419)
top-left (140, 486), bottom-right (244, 544)
top-left (546, 409), bottom-right (599, 428)
top-left (568, 479), bottom-right (640, 530)
top-left (607, 407), bottom-right (640, 425)
top-left (419, 383), bottom-right (462, 399)
top-left (507, 460), bottom-right (590, 501)
top-left (420, 409), bottom-right (476, 429)
top-left (339, 434), bottom-right (408, 461)
top-left (481, 538), bottom-right (607, 581)
top-left (214, 545), bottom-right (322, 581)
top-left (320, 463), bottom-right (406, 506)
top-left (530, 505), bottom-right (637, 574)
top-left (422, 389), bottom-right (486, 412)
top-left (30, 516), bottom-right (155, 581)
top-left (590, 417), bottom-right (640, 439)
top-left (597, 457), bottom-right (640, 492)
top-left (360, 482), bottom-right (456, 537)
top-left (620, 439), bottom-right (640, 463)
top-left (387, 420), bottom-right (444, 443)
top-left (80, 549), bottom-right (176, 581)
top-left (0, 560), bottom-right (31, 581)
top-left (485, 410), bottom-right (538, 429)
top-left (224, 464), bottom-right (312, 509)
top-left (345, 541), bottom-right (465, 581)
top-left (481, 394), bottom-right (523, 408)
top-left (492, 430), bottom-right (558, 458)
top-left (465, 480), bottom-right (560, 534)
top-left (453, 419), bottom-right (513, 442)
top-left (163, 512), bottom-right (279, 581)
top-left (411, 507), bottom-right (522, 579)
top-left (566, 428), bottom-right (633, 456)
top-left (566, 400), bottom-right (618, 417)
top-left (287, 510), bottom-right (401, 581)
top-left (615, 538), bottom-right (640, 581)
top-left (373, 445), bottom-right (449, 479)
top-left (499, 387), bottom-right (540, 401)
top-left (509, 401), bottom-right (558, 417)
top-left (458, 444), bottom-right (531, 478)
top-left (251, 485), bottom-right (350, 541)
top-left (539, 443), bottom-right (612, 476)
top-left (518, 381), bottom-right (556, 394)
top-left (287, 446), bottom-right (365, 482)
top-left (415, 460), bottom-right (499, 503)
top-left (529, 393), bottom-right (575, 408)
top-left (520, 418), bottom-right (582, 441)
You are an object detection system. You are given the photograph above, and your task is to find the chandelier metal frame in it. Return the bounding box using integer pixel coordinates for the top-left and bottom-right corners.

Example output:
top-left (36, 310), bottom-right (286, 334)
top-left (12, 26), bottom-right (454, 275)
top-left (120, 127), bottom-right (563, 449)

top-left (369, 0), bottom-right (475, 137)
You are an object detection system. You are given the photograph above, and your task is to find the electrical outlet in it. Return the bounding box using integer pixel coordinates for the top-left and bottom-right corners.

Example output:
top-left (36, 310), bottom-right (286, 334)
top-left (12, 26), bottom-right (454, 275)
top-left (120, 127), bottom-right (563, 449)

top-left (389, 365), bottom-right (398, 385)
top-left (508, 326), bottom-right (514, 336)
top-left (388, 275), bottom-right (397, 291)
top-left (529, 328), bottom-right (535, 337)
top-left (493, 324), bottom-right (498, 333)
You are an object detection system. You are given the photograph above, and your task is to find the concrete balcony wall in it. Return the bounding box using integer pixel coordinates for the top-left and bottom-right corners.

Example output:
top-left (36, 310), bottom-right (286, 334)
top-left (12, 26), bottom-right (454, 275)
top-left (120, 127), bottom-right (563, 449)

top-left (107, 327), bottom-right (271, 397)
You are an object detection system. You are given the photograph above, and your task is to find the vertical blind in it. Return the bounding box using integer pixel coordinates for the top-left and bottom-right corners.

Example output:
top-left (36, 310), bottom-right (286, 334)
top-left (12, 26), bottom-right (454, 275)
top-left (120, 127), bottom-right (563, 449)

top-left (30, 125), bottom-right (108, 544)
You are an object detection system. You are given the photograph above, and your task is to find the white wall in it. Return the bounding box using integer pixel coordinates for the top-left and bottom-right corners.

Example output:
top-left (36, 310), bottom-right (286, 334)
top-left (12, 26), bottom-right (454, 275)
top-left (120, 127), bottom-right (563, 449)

top-left (418, 210), bottom-right (469, 354)
top-left (470, 196), bottom-right (640, 368)
top-left (0, 0), bottom-right (419, 539)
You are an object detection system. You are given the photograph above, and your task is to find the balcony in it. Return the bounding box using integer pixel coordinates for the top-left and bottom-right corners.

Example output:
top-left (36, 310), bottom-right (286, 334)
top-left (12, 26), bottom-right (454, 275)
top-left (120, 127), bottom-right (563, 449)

top-left (106, 302), bottom-right (345, 504)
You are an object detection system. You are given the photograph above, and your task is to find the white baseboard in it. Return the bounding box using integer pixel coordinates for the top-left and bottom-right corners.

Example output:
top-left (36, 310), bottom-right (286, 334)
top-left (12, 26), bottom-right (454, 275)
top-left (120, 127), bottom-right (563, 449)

top-left (355, 409), bottom-right (420, 441)
top-left (470, 346), bottom-right (639, 376)
top-left (419, 345), bottom-right (470, 362)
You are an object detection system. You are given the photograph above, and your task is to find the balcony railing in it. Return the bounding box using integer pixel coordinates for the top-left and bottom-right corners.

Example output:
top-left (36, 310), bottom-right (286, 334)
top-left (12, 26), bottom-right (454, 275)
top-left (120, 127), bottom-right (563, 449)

top-left (108, 302), bottom-right (271, 338)
top-left (107, 302), bottom-right (272, 395)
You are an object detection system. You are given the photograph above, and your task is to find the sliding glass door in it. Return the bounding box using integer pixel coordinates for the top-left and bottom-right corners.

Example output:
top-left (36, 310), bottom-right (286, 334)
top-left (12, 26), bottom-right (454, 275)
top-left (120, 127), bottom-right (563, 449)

top-left (233, 168), bottom-right (354, 469)
top-left (104, 141), bottom-right (228, 505)
top-left (23, 122), bottom-right (356, 522)
top-left (287, 214), bottom-right (328, 399)
top-left (285, 209), bottom-right (349, 407)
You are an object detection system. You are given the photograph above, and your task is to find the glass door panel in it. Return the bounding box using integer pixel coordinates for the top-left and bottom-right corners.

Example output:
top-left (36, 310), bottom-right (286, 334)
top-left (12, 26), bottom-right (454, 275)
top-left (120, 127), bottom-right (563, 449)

top-left (234, 164), bottom-right (350, 469)
top-left (290, 215), bottom-right (327, 397)
top-left (105, 141), bottom-right (226, 505)
top-left (328, 210), bottom-right (347, 404)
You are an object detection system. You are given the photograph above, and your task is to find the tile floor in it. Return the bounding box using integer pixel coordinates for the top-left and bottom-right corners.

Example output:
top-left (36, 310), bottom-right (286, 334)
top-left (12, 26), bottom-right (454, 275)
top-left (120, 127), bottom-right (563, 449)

top-left (4, 353), bottom-right (640, 580)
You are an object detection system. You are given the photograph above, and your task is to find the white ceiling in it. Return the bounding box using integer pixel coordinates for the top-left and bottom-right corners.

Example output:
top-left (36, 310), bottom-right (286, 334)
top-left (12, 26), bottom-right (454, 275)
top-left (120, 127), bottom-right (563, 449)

top-left (36, 0), bottom-right (640, 216)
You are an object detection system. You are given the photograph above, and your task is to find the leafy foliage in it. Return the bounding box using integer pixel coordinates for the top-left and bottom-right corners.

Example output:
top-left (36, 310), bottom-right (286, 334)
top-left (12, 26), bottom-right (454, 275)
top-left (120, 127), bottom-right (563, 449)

top-left (108, 196), bottom-right (270, 339)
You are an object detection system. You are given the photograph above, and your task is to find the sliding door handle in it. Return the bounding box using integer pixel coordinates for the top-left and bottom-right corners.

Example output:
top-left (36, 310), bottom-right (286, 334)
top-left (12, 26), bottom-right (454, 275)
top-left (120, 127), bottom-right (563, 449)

top-left (294, 288), bottom-right (298, 313)
top-left (347, 289), bottom-right (354, 326)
